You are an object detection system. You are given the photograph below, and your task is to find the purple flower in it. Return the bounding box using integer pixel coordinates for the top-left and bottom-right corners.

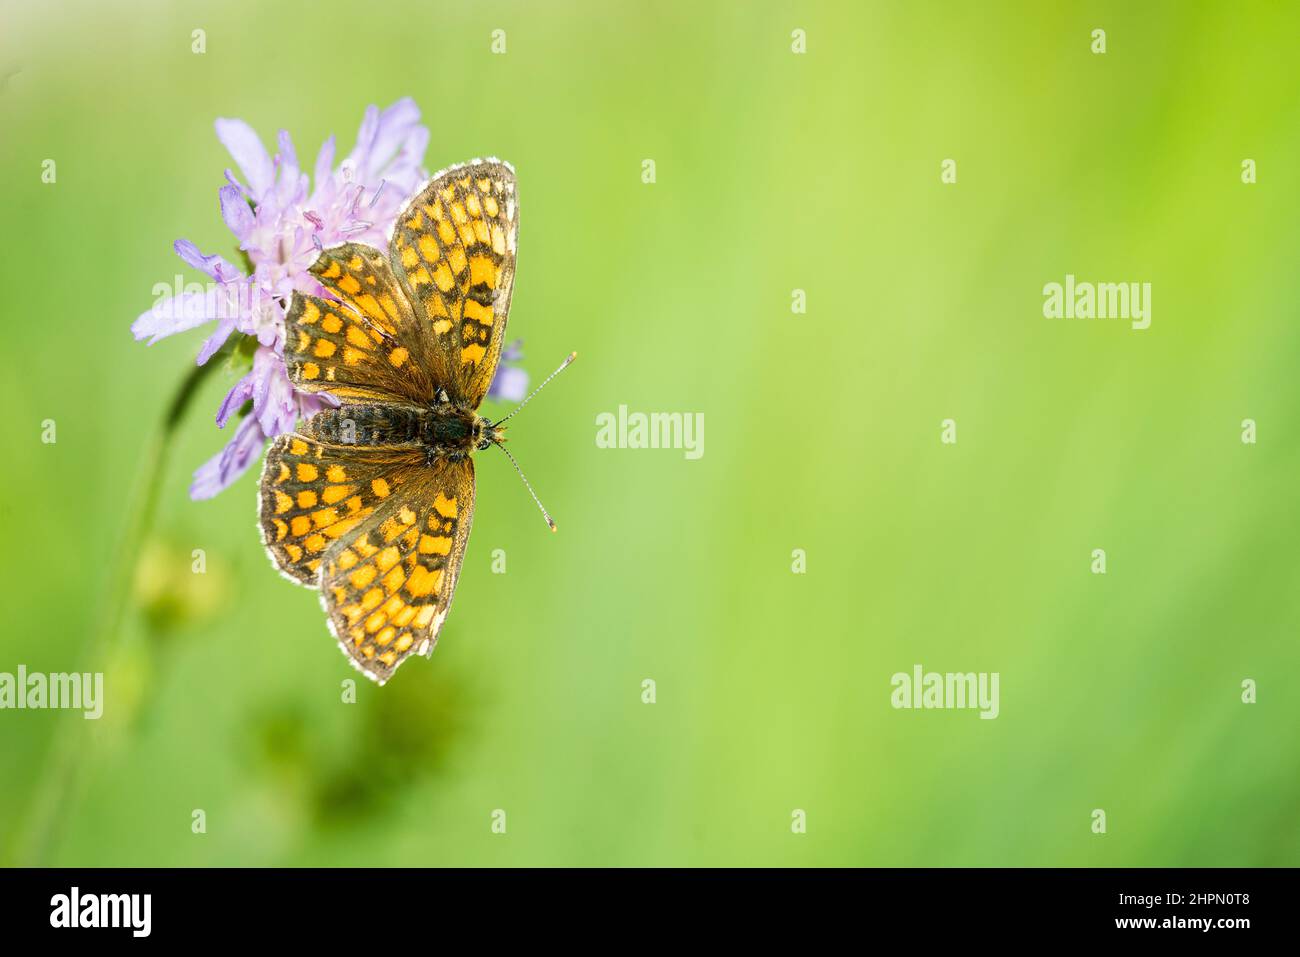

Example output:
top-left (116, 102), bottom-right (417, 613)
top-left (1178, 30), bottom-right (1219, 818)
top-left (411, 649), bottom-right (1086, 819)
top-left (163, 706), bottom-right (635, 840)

top-left (188, 414), bottom-right (265, 501)
top-left (488, 340), bottom-right (530, 404)
top-left (132, 98), bottom-right (526, 500)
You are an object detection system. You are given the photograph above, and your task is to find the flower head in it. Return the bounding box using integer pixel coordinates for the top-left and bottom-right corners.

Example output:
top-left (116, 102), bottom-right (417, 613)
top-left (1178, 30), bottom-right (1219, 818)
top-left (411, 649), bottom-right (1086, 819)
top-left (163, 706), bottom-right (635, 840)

top-left (132, 98), bottom-right (527, 499)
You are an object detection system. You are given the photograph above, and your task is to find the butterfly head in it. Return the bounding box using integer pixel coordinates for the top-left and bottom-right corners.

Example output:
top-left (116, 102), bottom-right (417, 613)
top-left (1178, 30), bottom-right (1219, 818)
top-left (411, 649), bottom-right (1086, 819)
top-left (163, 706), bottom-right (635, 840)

top-left (475, 418), bottom-right (506, 451)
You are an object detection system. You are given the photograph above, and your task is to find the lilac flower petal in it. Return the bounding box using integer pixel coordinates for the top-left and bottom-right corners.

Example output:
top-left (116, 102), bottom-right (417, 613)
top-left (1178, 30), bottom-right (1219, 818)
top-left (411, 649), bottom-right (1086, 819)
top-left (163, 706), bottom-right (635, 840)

top-left (251, 347), bottom-right (297, 437)
top-left (131, 290), bottom-right (225, 344)
top-left (249, 346), bottom-right (273, 408)
top-left (284, 170), bottom-right (309, 209)
top-left (215, 117), bottom-right (275, 200)
top-left (299, 391), bottom-right (340, 419)
top-left (224, 168), bottom-right (250, 200)
top-left (219, 185), bottom-right (255, 241)
top-left (196, 314), bottom-right (239, 366)
top-left (174, 239), bottom-right (242, 284)
top-left (215, 369), bottom-right (255, 428)
top-left (488, 365), bottom-right (529, 404)
top-left (276, 129), bottom-right (299, 173)
top-left (190, 413), bottom-right (266, 500)
top-left (368, 98), bottom-right (421, 176)
top-left (227, 288), bottom-right (285, 351)
top-left (273, 131), bottom-right (309, 210)
top-left (313, 135), bottom-right (336, 191)
top-left (388, 125), bottom-right (429, 189)
top-left (348, 104), bottom-right (380, 176)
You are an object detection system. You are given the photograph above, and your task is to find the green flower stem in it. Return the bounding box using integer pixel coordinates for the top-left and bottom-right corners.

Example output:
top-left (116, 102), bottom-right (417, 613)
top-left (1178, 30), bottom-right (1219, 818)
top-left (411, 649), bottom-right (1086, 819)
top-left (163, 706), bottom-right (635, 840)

top-left (10, 359), bottom-right (218, 865)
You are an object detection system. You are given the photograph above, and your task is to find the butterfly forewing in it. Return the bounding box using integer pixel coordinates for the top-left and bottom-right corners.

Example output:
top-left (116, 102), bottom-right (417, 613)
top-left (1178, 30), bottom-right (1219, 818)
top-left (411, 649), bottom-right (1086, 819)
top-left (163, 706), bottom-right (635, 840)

top-left (389, 159), bottom-right (517, 407)
top-left (284, 243), bottom-right (437, 405)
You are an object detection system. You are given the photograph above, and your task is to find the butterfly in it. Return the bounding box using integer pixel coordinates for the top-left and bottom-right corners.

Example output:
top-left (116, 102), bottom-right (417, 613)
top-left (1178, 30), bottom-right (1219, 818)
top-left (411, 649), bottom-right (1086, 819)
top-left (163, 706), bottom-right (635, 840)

top-left (257, 158), bottom-right (567, 684)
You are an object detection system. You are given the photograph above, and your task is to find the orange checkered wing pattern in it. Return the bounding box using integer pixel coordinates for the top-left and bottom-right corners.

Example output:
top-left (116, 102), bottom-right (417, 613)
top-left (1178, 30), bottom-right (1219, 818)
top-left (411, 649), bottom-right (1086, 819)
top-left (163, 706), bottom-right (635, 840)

top-left (283, 243), bottom-right (438, 405)
top-left (389, 159), bottom-right (518, 408)
top-left (317, 456), bottom-right (476, 683)
top-left (258, 434), bottom-right (427, 585)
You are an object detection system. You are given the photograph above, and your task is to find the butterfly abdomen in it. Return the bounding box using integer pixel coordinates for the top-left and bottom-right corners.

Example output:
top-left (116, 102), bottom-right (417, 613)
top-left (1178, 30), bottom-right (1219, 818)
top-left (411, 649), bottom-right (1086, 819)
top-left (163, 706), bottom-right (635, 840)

top-left (306, 403), bottom-right (429, 447)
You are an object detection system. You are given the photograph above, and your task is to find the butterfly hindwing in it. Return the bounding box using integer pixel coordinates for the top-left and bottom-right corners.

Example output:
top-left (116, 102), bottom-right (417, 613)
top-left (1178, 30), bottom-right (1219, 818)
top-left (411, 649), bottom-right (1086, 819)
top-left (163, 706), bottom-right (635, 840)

top-left (258, 433), bottom-right (427, 584)
top-left (284, 243), bottom-right (436, 405)
top-left (389, 159), bottom-right (518, 408)
top-left (318, 456), bottom-right (476, 683)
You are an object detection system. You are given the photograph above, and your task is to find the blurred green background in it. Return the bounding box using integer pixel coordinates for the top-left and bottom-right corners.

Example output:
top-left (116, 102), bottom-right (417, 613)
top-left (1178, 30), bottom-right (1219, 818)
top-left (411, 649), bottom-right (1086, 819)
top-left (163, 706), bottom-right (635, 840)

top-left (2, 0), bottom-right (1298, 866)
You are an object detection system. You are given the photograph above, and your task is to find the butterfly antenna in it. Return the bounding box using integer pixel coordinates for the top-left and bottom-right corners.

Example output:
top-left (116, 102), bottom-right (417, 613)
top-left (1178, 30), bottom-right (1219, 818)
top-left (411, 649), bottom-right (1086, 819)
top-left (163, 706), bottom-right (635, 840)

top-left (494, 442), bottom-right (558, 532)
top-left (493, 351), bottom-right (577, 428)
